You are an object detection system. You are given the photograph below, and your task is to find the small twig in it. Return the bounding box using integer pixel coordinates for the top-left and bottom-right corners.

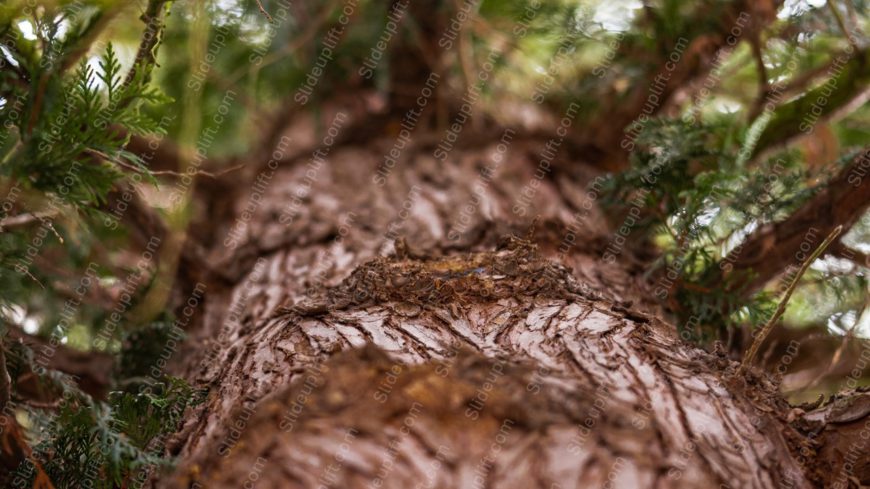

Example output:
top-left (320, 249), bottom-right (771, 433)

top-left (800, 301), bottom-right (866, 391)
top-left (254, 0), bottom-right (274, 23)
top-left (116, 376), bottom-right (159, 388)
top-left (0, 333), bottom-right (10, 415)
top-left (129, 163), bottom-right (245, 178)
top-left (792, 293), bottom-right (869, 393)
top-left (25, 74), bottom-right (50, 135)
top-left (749, 34), bottom-right (769, 119)
top-left (769, 49), bottom-right (850, 102)
top-left (0, 206), bottom-right (63, 245)
top-left (0, 211), bottom-right (58, 231)
top-left (58, 4), bottom-right (125, 74)
top-left (87, 148), bottom-right (146, 175)
top-left (842, 0), bottom-right (859, 30)
top-left (148, 163), bottom-right (246, 178)
top-left (91, 147), bottom-right (245, 179)
top-left (123, 0), bottom-right (171, 90)
top-left (826, 0), bottom-right (858, 50)
top-left (760, 338), bottom-right (779, 368)
top-left (454, 0), bottom-right (475, 112)
top-left (739, 225), bottom-right (843, 374)
top-left (828, 241), bottom-right (870, 269)
top-left (19, 265), bottom-right (46, 290)
top-left (13, 396), bottom-right (64, 410)
top-left (0, 141), bottom-right (23, 167)
top-left (226, 0), bottom-right (340, 85)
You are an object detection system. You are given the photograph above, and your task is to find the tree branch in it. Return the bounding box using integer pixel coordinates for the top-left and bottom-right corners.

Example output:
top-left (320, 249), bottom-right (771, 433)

top-left (123, 0), bottom-right (172, 89)
top-left (753, 47), bottom-right (870, 156)
top-left (720, 148), bottom-right (870, 296)
top-left (748, 32), bottom-right (770, 119)
top-left (581, 0), bottom-right (784, 169)
top-left (124, 132), bottom-right (184, 174)
top-left (767, 48), bottom-right (854, 101)
top-left (6, 326), bottom-right (114, 399)
top-left (829, 241), bottom-right (870, 269)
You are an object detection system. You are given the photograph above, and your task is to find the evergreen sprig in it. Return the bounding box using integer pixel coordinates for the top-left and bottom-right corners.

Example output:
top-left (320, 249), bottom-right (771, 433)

top-left (601, 117), bottom-right (859, 344)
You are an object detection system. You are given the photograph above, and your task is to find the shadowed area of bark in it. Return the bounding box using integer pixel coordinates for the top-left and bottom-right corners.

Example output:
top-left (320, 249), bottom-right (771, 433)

top-left (167, 340), bottom-right (800, 489)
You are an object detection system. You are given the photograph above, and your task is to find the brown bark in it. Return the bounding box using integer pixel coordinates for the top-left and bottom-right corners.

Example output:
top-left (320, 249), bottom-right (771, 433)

top-left (147, 123), bottom-right (870, 488)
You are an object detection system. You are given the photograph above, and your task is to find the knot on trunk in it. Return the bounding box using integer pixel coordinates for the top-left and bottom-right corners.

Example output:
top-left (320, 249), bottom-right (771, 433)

top-left (276, 237), bottom-right (598, 319)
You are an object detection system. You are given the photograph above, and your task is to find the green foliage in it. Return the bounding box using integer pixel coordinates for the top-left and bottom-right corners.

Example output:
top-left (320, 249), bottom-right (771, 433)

top-left (0, 230), bottom-right (37, 307)
top-left (602, 119), bottom-right (724, 236)
top-left (116, 319), bottom-right (183, 380)
top-left (18, 377), bottom-right (203, 489)
top-left (0, 3), bottom-right (169, 335)
top-left (600, 116), bottom-right (862, 344)
top-left (3, 42), bottom-right (164, 207)
top-left (3, 330), bottom-right (204, 489)
top-left (0, 3), bottom-right (194, 486)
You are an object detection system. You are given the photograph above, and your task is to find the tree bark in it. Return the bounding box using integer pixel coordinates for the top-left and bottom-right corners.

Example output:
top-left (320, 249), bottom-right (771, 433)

top-left (153, 113), bottom-right (870, 488)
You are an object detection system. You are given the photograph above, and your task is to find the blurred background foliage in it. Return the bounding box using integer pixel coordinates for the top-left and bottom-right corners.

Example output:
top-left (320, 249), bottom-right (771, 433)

top-left (0, 0), bottom-right (868, 485)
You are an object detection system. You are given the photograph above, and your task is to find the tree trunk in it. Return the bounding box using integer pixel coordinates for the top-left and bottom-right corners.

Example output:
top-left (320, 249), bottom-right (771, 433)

top-left (154, 106), bottom-right (870, 488)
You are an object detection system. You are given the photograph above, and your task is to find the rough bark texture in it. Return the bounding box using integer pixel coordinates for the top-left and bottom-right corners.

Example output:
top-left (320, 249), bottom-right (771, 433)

top-left (154, 107), bottom-right (870, 488)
